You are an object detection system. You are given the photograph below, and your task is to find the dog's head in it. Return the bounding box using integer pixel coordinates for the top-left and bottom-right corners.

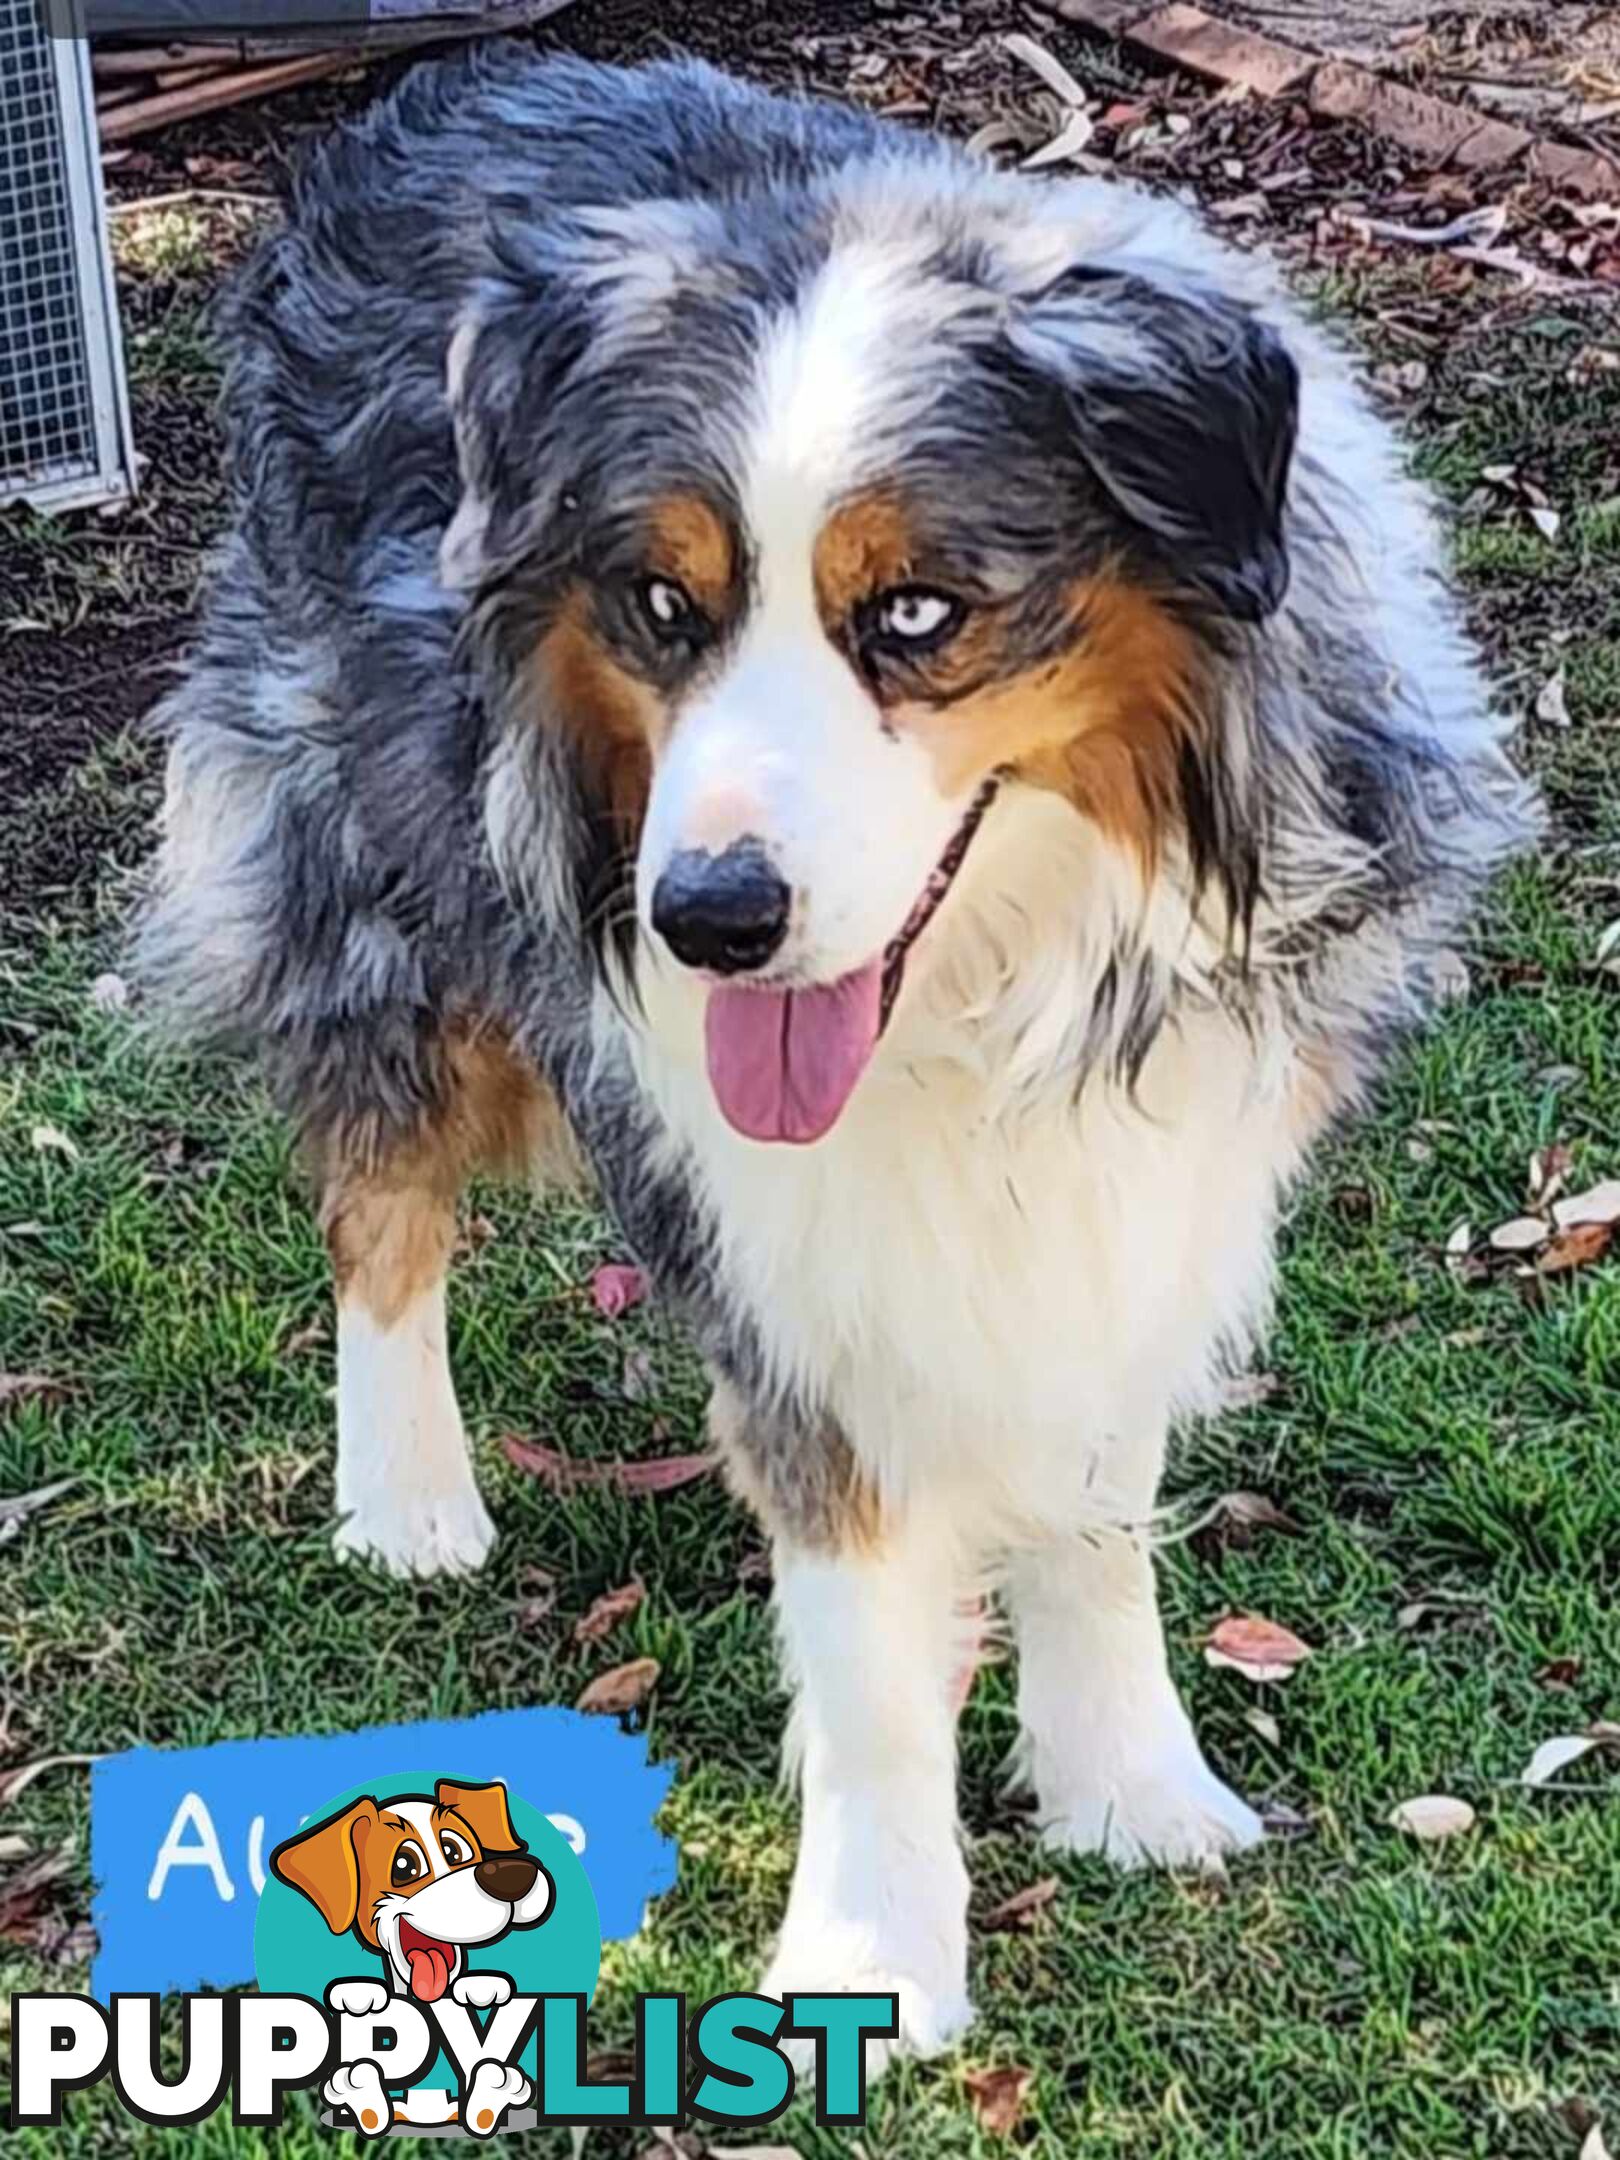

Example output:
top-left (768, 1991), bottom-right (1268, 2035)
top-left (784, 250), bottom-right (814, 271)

top-left (450, 162), bottom-right (1298, 1141)
top-left (269, 1778), bottom-right (554, 2002)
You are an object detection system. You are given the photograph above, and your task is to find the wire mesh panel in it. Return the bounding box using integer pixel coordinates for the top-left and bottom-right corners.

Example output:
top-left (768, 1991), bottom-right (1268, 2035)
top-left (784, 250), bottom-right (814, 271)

top-left (1, 0), bottom-right (135, 511)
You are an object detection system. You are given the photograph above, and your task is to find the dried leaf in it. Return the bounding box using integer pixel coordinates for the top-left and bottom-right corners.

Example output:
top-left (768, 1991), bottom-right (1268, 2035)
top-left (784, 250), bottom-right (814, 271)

top-left (1388, 1794), bottom-right (1476, 1841)
top-left (1354, 204), bottom-right (1508, 249)
top-left (30, 1123), bottom-right (79, 1162)
top-left (502, 1434), bottom-right (714, 1495)
top-left (981, 1877), bottom-right (1059, 1933)
top-left (1536, 1222), bottom-right (1612, 1274)
top-left (1528, 504), bottom-right (1561, 542)
top-left (621, 1348), bottom-right (657, 1404)
top-left (573, 1579), bottom-right (645, 1647)
top-left (1002, 31), bottom-right (1088, 108)
top-left (1204, 1614), bottom-right (1313, 1684)
top-left (0, 1477), bottom-right (78, 1546)
top-left (1214, 1491), bottom-right (1301, 1539)
top-left (1488, 1215), bottom-right (1550, 1253)
top-left (0, 1754), bottom-right (98, 1807)
top-left (576, 1658), bottom-right (660, 1717)
top-left (1522, 1734), bottom-right (1600, 1786)
top-left (1596, 919), bottom-right (1620, 969)
top-left (0, 1848), bottom-right (74, 1949)
top-left (1528, 1142), bottom-right (1574, 1206)
top-left (1536, 669), bottom-right (1571, 726)
top-left (1553, 1180), bottom-right (1620, 1229)
top-left (964, 2065), bottom-right (1034, 2138)
top-left (281, 1319), bottom-right (327, 1357)
top-left (590, 1263), bottom-right (647, 1319)
top-left (0, 1373), bottom-right (67, 1415)
top-left (1245, 1707), bottom-right (1282, 1745)
top-left (1535, 1656), bottom-right (1583, 1689)
top-left (1023, 108), bottom-right (1096, 169)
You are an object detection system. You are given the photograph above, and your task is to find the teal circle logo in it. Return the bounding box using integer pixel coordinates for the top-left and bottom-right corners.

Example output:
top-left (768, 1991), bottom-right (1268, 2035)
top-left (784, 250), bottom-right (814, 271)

top-left (254, 1771), bottom-right (600, 2100)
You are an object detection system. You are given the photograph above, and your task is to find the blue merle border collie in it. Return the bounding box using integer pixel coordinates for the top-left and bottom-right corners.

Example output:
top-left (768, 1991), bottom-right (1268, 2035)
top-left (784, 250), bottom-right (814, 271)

top-left (137, 46), bottom-right (1532, 2062)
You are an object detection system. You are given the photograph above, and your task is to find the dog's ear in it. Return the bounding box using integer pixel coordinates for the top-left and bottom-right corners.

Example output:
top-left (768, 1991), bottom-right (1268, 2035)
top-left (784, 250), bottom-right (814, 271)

top-left (268, 1798), bottom-right (377, 1935)
top-left (436, 1778), bottom-right (523, 1856)
top-left (1013, 265), bottom-right (1299, 623)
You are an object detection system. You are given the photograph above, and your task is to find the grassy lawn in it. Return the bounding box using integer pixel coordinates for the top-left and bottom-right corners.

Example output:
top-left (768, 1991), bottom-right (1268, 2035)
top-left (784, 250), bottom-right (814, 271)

top-left (4, 19), bottom-right (1620, 2159)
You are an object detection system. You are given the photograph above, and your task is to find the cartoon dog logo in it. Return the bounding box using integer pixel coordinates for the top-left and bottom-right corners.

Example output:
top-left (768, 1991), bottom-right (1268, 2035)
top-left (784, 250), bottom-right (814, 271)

top-left (270, 1776), bottom-right (554, 2134)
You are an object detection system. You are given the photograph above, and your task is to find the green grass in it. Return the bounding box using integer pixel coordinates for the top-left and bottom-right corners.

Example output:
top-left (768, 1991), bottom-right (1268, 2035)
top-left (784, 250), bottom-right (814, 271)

top-left (5, 110), bottom-right (1620, 2160)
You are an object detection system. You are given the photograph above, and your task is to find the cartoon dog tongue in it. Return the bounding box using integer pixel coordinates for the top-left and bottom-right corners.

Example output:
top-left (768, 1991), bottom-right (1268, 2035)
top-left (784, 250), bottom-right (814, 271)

top-left (404, 1935), bottom-right (453, 2003)
top-left (705, 961), bottom-right (883, 1144)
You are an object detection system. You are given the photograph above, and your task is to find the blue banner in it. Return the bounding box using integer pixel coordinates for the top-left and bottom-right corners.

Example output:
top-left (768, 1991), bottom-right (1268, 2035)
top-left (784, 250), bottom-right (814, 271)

top-left (90, 1707), bottom-right (676, 1999)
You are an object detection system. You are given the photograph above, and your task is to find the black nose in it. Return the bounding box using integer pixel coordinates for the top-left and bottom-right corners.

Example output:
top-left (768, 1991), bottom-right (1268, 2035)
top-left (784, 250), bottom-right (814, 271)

top-left (651, 839), bottom-right (791, 976)
top-left (474, 1852), bottom-right (539, 1902)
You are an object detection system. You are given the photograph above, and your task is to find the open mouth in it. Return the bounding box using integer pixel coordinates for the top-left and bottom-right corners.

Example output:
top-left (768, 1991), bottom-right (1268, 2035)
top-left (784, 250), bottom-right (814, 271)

top-left (397, 1916), bottom-right (460, 2004)
top-left (703, 777), bottom-right (999, 1146)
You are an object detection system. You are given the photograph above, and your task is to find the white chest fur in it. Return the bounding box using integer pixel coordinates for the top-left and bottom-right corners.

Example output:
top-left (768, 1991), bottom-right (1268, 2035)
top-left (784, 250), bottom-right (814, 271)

top-left (625, 801), bottom-right (1309, 1536)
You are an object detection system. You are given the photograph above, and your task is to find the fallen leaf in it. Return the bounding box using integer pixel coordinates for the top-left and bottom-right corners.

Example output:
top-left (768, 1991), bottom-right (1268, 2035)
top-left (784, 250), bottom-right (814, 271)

top-left (88, 971), bottom-right (129, 1012)
top-left (1388, 1794), bottom-right (1476, 1841)
top-left (1596, 919), bottom-right (1620, 969)
top-left (1536, 669), bottom-right (1571, 726)
top-left (1528, 504), bottom-right (1562, 542)
top-left (0, 1373), bottom-right (67, 1415)
top-left (1245, 1707), bottom-right (1282, 1745)
top-left (0, 1754), bottom-right (98, 1807)
top-left (1204, 1614), bottom-right (1313, 1684)
top-left (30, 1123), bottom-right (79, 1163)
top-left (1002, 30), bottom-right (1089, 108)
top-left (1213, 1491), bottom-right (1302, 1540)
top-left (1488, 1215), bottom-right (1550, 1253)
top-left (590, 1263), bottom-right (647, 1318)
top-left (964, 2065), bottom-right (1034, 2138)
top-left (1536, 1222), bottom-right (1613, 1274)
top-left (1354, 204), bottom-right (1508, 249)
top-left (981, 1877), bottom-right (1059, 1933)
top-left (1522, 1734), bottom-right (1601, 1786)
top-left (0, 1847), bottom-right (74, 1950)
top-left (1444, 1220), bottom-right (1474, 1261)
top-left (281, 1320), bottom-right (327, 1357)
top-left (1023, 108), bottom-right (1096, 168)
top-left (1536, 1656), bottom-right (1583, 1689)
top-left (1528, 1142), bottom-right (1575, 1206)
top-left (502, 1434), bottom-right (714, 1495)
top-left (1553, 1180), bottom-right (1620, 1229)
top-left (573, 1580), bottom-right (645, 1646)
top-left (0, 1477), bottom-right (78, 1546)
top-left (576, 1658), bottom-right (660, 1717)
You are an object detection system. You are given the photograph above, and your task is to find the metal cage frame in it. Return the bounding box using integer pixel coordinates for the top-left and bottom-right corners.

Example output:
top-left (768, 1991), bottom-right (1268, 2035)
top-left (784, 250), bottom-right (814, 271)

top-left (1, 0), bottom-right (136, 513)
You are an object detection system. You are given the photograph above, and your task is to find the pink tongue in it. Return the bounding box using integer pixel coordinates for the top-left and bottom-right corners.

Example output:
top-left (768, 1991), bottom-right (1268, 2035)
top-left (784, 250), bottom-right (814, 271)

top-left (407, 1944), bottom-right (452, 2003)
top-left (705, 961), bottom-right (883, 1144)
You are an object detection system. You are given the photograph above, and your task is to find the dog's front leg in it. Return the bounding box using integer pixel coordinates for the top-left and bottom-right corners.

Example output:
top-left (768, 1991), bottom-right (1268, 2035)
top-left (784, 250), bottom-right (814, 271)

top-left (1008, 1511), bottom-right (1262, 1871)
top-left (760, 1510), bottom-right (973, 2069)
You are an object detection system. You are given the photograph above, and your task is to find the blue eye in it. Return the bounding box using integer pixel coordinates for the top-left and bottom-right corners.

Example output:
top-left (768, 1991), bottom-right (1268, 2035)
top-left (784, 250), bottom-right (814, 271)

top-left (871, 586), bottom-right (963, 648)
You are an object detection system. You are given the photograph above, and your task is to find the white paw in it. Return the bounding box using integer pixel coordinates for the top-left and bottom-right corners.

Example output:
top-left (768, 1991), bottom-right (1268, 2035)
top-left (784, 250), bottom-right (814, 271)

top-left (462, 2060), bottom-right (532, 2137)
top-left (762, 1952), bottom-right (972, 2078)
top-left (450, 1971), bottom-right (512, 2011)
top-left (1040, 1751), bottom-right (1264, 1872)
top-left (333, 1486), bottom-right (497, 1579)
top-left (326, 1978), bottom-right (391, 2019)
top-left (324, 2061), bottom-right (391, 2137)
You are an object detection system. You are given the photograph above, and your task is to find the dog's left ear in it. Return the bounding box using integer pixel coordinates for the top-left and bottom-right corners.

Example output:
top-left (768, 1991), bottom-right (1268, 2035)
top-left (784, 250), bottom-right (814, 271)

top-left (1013, 266), bottom-right (1299, 623)
top-left (436, 1777), bottom-right (523, 1855)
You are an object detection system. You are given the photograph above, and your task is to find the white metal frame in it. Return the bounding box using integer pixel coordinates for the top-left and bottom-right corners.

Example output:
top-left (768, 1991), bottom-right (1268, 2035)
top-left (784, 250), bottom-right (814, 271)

top-left (1, 8), bottom-right (136, 513)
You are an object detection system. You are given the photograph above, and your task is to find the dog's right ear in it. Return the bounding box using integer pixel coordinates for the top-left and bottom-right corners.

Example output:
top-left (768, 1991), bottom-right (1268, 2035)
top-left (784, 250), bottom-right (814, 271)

top-left (268, 1798), bottom-right (378, 1936)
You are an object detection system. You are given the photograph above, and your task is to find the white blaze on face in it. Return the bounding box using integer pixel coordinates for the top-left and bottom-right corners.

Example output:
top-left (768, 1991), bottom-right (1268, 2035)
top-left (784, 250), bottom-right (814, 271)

top-left (373, 1799), bottom-right (512, 2003)
top-left (637, 250), bottom-right (984, 1148)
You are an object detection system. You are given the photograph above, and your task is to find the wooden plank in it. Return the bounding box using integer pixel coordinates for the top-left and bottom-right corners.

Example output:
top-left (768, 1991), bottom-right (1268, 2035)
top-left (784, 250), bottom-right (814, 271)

top-left (97, 50), bottom-right (356, 141)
